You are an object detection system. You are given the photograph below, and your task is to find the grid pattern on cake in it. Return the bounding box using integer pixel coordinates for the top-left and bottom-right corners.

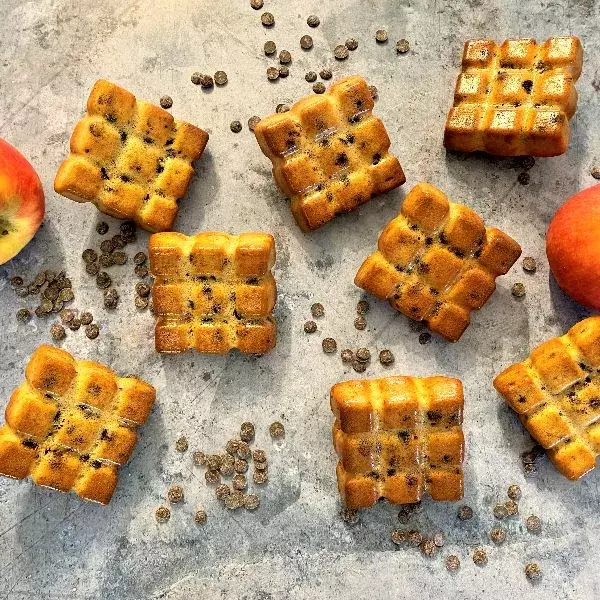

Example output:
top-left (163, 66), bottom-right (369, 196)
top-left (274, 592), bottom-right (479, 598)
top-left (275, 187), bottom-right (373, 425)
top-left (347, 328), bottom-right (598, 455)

top-left (254, 75), bottom-right (406, 232)
top-left (494, 316), bottom-right (600, 481)
top-left (54, 79), bottom-right (209, 232)
top-left (444, 36), bottom-right (583, 156)
top-left (354, 183), bottom-right (522, 342)
top-left (331, 376), bottom-right (465, 509)
top-left (0, 345), bottom-right (155, 505)
top-left (149, 231), bottom-right (277, 354)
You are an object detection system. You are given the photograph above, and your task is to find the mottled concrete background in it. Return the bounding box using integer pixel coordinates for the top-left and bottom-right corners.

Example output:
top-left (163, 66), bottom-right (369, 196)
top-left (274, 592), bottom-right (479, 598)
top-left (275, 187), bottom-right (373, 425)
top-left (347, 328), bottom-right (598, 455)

top-left (0, 0), bottom-right (599, 598)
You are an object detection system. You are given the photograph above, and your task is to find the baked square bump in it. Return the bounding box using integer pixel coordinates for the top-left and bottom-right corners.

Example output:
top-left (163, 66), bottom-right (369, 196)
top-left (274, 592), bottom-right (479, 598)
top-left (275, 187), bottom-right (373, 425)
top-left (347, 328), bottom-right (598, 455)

top-left (331, 375), bottom-right (465, 509)
top-left (254, 75), bottom-right (406, 231)
top-left (0, 345), bottom-right (155, 504)
top-left (54, 79), bottom-right (209, 232)
top-left (355, 182), bottom-right (522, 341)
top-left (149, 231), bottom-right (277, 354)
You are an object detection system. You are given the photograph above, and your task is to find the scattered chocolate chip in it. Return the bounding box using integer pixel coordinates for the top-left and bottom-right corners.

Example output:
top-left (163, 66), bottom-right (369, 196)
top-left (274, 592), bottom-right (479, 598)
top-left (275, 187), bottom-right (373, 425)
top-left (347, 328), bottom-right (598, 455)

top-left (591, 166), bottom-right (600, 180)
top-left (10, 276), bottom-right (24, 288)
top-left (341, 348), bottom-right (354, 363)
top-left (525, 563), bottom-right (542, 582)
top-left (112, 251), bottom-right (127, 266)
top-left (352, 360), bottom-right (367, 373)
top-left (319, 68), bottom-right (332, 80)
top-left (133, 252), bottom-right (147, 266)
top-left (237, 441), bottom-right (251, 459)
top-left (175, 436), bottom-right (188, 452)
top-left (408, 530), bottom-right (422, 547)
top-left (112, 234), bottom-right (126, 249)
top-left (80, 312), bottom-right (93, 325)
top-left (103, 288), bottom-right (119, 309)
top-left (518, 172), bottom-right (530, 185)
top-left (248, 116), bottom-right (261, 131)
top-left (396, 39), bottom-right (410, 53)
top-left (225, 490), bottom-right (245, 509)
top-left (276, 104), bottom-right (290, 113)
top-left (250, 0), bottom-right (263, 8)
top-left (135, 282), bottom-right (151, 298)
top-left (307, 14), bottom-right (320, 27)
top-left (96, 221), bottom-right (109, 235)
top-left (215, 484), bottom-right (230, 500)
top-left (269, 421), bottom-right (285, 438)
top-left (220, 454), bottom-right (235, 476)
top-left (261, 11), bottom-right (274, 26)
top-left (253, 470), bottom-right (268, 484)
top-left (214, 70), bottom-right (228, 86)
top-left (191, 72), bottom-right (202, 85)
top-left (310, 302), bottom-right (324, 318)
top-left (511, 282), bottom-right (526, 298)
top-left (200, 74), bottom-right (214, 89)
top-left (134, 296), bottom-right (149, 310)
top-left (85, 323), bottom-right (100, 339)
top-left (82, 249), bottom-right (98, 263)
top-left (354, 316), bottom-right (367, 330)
top-left (60, 309), bottom-right (75, 324)
top-left (234, 458), bottom-right (248, 473)
top-left (194, 509), bottom-right (207, 524)
top-left (418, 332), bottom-right (432, 345)
top-left (99, 254), bottom-right (113, 268)
top-left (522, 256), bottom-right (537, 273)
top-left (267, 66), bottom-right (280, 81)
top-left (526, 515), bottom-right (541, 533)
top-left (520, 156), bottom-right (535, 170)
top-left (356, 347), bottom-right (371, 362)
top-left (68, 318), bottom-right (81, 331)
top-left (135, 265), bottom-right (149, 278)
top-left (457, 505), bottom-right (473, 521)
top-left (304, 320), bottom-right (317, 334)
top-left (168, 484), bottom-right (184, 503)
top-left (322, 337), bottom-right (337, 353)
top-left (472, 548), bottom-right (487, 566)
top-left (230, 120), bottom-right (242, 133)
top-left (391, 529), bottom-right (407, 545)
top-left (205, 470), bottom-right (221, 485)
top-left (313, 82), bottom-right (326, 94)
top-left (244, 493), bottom-right (260, 510)
top-left (379, 349), bottom-right (395, 366)
top-left (160, 96), bottom-right (173, 109)
top-left (345, 38), bottom-right (358, 51)
top-left (369, 85), bottom-right (378, 100)
top-left (300, 35), bottom-right (313, 50)
top-left (433, 532), bottom-right (445, 547)
top-left (279, 50), bottom-right (292, 64)
top-left (16, 308), bottom-right (31, 323)
top-left (505, 499), bottom-right (519, 516)
top-left (445, 555), bottom-right (460, 571)
top-left (240, 422), bottom-right (255, 442)
top-left (254, 460), bottom-right (268, 471)
top-left (278, 65), bottom-right (289, 78)
top-left (507, 484), bottom-right (522, 500)
top-left (100, 239), bottom-right (115, 254)
top-left (192, 451), bottom-right (206, 466)
top-left (264, 40), bottom-right (276, 56)
top-left (155, 506), bottom-right (170, 522)
top-left (490, 527), bottom-right (506, 544)
top-left (86, 262), bottom-right (100, 276)
top-left (252, 449), bottom-right (266, 463)
top-left (493, 503), bottom-right (508, 519)
top-left (420, 538), bottom-right (437, 557)
top-left (50, 323), bottom-right (66, 341)
top-left (226, 439), bottom-right (239, 455)
top-left (96, 272), bottom-right (111, 289)
top-left (334, 44), bottom-right (349, 60)
top-left (375, 29), bottom-right (388, 43)
top-left (305, 71), bottom-right (317, 82)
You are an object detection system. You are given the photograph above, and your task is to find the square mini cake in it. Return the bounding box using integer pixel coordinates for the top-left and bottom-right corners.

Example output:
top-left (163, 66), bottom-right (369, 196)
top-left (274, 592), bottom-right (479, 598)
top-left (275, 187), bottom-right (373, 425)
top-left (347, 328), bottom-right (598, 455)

top-left (149, 231), bottom-right (277, 354)
top-left (54, 79), bottom-right (209, 232)
top-left (355, 182), bottom-right (522, 341)
top-left (331, 375), bottom-right (465, 509)
top-left (444, 36), bottom-right (583, 156)
top-left (494, 316), bottom-right (600, 480)
top-left (254, 75), bottom-right (406, 231)
top-left (0, 345), bottom-right (155, 504)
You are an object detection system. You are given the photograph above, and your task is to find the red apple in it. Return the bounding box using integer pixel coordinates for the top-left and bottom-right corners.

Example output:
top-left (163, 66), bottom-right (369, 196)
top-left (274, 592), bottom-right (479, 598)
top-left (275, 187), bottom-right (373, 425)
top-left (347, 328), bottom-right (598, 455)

top-left (0, 138), bottom-right (45, 265)
top-left (546, 184), bottom-right (600, 310)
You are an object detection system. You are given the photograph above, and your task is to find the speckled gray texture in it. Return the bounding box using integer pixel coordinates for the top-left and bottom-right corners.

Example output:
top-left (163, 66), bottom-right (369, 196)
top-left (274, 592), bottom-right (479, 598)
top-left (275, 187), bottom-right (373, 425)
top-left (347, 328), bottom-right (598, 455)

top-left (1, 0), bottom-right (599, 598)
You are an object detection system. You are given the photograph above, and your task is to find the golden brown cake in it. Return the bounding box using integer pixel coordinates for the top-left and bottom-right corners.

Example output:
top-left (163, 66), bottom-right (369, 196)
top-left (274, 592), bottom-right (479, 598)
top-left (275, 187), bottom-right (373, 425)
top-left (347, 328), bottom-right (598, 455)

top-left (355, 182), bottom-right (521, 341)
top-left (444, 36), bottom-right (583, 156)
top-left (149, 231), bottom-right (277, 354)
top-left (0, 345), bottom-right (155, 504)
top-left (494, 316), bottom-right (600, 480)
top-left (254, 75), bottom-right (406, 232)
top-left (331, 375), bottom-right (465, 509)
top-left (54, 79), bottom-right (209, 232)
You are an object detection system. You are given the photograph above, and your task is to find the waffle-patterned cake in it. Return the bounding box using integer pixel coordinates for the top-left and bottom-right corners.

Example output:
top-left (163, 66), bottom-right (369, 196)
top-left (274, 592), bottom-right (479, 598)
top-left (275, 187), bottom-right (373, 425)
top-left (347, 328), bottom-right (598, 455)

top-left (54, 80), bottom-right (209, 232)
top-left (494, 316), bottom-right (600, 480)
top-left (355, 183), bottom-right (521, 341)
top-left (444, 37), bottom-right (583, 156)
top-left (149, 231), bottom-right (277, 354)
top-left (331, 375), bottom-right (464, 509)
top-left (254, 75), bottom-right (406, 232)
top-left (0, 345), bottom-right (155, 504)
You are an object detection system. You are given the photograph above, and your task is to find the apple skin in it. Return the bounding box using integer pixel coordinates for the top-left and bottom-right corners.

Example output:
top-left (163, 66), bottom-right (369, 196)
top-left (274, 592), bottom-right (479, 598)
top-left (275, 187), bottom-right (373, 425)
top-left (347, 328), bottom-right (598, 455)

top-left (0, 138), bottom-right (45, 265)
top-left (546, 184), bottom-right (600, 310)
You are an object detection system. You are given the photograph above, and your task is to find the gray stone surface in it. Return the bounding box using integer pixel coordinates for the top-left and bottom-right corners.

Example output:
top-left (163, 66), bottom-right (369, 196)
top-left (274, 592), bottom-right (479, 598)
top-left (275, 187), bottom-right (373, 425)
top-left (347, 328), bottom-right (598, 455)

top-left (0, 0), bottom-right (599, 598)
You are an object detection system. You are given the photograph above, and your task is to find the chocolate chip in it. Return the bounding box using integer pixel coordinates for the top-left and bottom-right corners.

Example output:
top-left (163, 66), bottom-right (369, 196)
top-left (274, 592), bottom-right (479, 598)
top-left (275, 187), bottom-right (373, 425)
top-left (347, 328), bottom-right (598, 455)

top-left (214, 71), bottom-right (228, 86)
top-left (230, 120), bottom-right (242, 133)
top-left (261, 12), bottom-right (274, 26)
top-left (396, 39), bottom-right (410, 53)
top-left (345, 38), bottom-right (358, 51)
top-left (319, 68), bottom-right (332, 80)
top-left (307, 14), bottom-right (320, 27)
top-left (264, 40), bottom-right (276, 55)
top-left (300, 35), bottom-right (313, 50)
top-left (376, 30), bottom-right (388, 43)
top-left (313, 82), bottom-right (326, 94)
top-left (160, 96), bottom-right (173, 109)
top-left (334, 45), bottom-right (349, 60)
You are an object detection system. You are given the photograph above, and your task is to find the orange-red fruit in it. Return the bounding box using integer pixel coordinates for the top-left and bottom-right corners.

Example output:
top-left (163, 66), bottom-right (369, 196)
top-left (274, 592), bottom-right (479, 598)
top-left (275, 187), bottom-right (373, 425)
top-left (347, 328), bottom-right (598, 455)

top-left (546, 184), bottom-right (600, 310)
